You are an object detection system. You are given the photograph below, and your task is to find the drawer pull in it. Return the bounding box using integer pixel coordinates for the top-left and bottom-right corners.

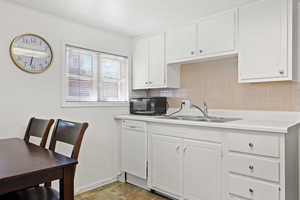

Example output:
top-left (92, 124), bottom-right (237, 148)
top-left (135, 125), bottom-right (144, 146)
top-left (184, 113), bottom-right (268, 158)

top-left (249, 188), bottom-right (254, 194)
top-left (249, 165), bottom-right (254, 171)
top-left (248, 143), bottom-right (254, 148)
top-left (183, 146), bottom-right (187, 153)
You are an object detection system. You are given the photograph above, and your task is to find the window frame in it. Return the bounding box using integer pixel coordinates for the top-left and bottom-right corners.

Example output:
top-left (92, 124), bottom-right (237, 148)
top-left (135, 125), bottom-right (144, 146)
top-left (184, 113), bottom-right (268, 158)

top-left (61, 43), bottom-right (130, 108)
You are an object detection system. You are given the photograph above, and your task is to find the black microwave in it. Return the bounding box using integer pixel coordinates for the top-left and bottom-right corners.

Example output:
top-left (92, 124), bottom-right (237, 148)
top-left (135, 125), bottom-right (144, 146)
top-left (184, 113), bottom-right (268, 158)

top-left (130, 97), bottom-right (168, 115)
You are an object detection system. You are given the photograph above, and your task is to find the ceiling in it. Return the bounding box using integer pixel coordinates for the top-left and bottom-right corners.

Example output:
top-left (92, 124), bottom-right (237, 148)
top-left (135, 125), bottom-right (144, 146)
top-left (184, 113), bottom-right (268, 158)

top-left (6, 0), bottom-right (255, 36)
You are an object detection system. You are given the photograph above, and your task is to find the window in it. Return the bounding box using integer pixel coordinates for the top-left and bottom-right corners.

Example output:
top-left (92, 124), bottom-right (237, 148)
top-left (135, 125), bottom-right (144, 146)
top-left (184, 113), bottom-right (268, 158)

top-left (64, 45), bottom-right (129, 105)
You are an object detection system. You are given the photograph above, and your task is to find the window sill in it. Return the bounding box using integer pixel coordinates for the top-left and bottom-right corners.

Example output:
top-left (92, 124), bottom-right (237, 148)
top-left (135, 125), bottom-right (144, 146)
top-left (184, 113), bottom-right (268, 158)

top-left (61, 101), bottom-right (129, 108)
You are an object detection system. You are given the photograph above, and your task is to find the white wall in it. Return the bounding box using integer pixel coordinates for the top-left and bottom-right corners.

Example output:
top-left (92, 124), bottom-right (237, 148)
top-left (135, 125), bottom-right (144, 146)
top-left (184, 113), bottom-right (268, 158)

top-left (0, 1), bottom-right (131, 192)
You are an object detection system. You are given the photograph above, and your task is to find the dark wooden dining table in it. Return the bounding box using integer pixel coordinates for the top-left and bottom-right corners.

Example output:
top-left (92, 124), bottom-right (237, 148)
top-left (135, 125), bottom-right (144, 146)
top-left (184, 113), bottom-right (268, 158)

top-left (0, 138), bottom-right (78, 200)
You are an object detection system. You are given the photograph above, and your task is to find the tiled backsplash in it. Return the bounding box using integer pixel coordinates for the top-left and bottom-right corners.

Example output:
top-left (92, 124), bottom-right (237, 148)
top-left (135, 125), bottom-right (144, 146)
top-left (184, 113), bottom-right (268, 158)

top-left (149, 57), bottom-right (300, 111)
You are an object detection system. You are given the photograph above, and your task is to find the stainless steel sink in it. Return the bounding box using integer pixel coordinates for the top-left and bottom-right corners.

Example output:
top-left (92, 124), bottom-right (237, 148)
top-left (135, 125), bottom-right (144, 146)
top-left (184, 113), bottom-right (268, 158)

top-left (161, 115), bottom-right (242, 123)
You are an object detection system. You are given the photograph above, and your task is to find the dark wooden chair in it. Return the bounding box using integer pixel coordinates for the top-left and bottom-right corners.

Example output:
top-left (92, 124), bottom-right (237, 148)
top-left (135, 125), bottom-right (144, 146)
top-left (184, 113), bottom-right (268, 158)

top-left (9, 119), bottom-right (89, 200)
top-left (24, 117), bottom-right (55, 148)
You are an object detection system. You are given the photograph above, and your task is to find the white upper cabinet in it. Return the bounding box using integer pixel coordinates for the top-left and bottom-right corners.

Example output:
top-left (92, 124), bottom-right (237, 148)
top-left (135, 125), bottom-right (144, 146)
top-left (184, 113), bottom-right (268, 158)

top-left (165, 10), bottom-right (237, 64)
top-left (132, 34), bottom-right (180, 90)
top-left (238, 0), bottom-right (294, 83)
top-left (198, 10), bottom-right (236, 57)
top-left (133, 38), bottom-right (148, 89)
top-left (166, 24), bottom-right (197, 62)
top-left (148, 34), bottom-right (165, 88)
top-left (133, 0), bottom-right (295, 85)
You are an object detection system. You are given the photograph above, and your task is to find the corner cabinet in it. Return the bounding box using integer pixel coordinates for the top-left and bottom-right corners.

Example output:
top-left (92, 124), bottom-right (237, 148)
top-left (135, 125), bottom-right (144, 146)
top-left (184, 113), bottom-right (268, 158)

top-left (238, 0), bottom-right (296, 83)
top-left (132, 34), bottom-right (180, 90)
top-left (166, 10), bottom-right (237, 64)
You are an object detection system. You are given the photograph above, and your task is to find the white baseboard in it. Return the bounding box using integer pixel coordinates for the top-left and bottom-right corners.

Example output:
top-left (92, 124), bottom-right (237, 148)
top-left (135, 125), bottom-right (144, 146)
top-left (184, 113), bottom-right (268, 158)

top-left (75, 176), bottom-right (117, 194)
top-left (126, 173), bottom-right (149, 191)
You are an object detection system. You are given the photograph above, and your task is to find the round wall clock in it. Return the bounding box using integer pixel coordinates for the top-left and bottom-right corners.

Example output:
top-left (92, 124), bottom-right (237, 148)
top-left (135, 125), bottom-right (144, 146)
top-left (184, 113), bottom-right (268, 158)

top-left (9, 33), bottom-right (53, 74)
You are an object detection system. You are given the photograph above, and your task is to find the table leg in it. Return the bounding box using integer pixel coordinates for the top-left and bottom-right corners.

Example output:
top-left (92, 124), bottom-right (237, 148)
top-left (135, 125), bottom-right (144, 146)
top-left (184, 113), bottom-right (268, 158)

top-left (60, 166), bottom-right (75, 200)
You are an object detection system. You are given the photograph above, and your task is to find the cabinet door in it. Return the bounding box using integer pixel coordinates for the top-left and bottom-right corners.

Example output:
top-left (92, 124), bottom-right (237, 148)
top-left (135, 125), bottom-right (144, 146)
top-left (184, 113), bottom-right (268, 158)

top-left (166, 24), bottom-right (197, 62)
top-left (151, 134), bottom-right (182, 197)
top-left (133, 38), bottom-right (149, 89)
top-left (198, 10), bottom-right (236, 56)
top-left (148, 34), bottom-right (165, 88)
top-left (183, 139), bottom-right (222, 200)
top-left (238, 0), bottom-right (287, 82)
top-left (121, 125), bottom-right (147, 179)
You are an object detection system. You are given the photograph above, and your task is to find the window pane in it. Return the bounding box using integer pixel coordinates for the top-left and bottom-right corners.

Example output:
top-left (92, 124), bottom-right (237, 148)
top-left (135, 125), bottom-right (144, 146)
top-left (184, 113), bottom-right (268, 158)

top-left (68, 79), bottom-right (80, 97)
top-left (68, 52), bottom-right (80, 75)
top-left (64, 45), bottom-right (128, 103)
top-left (65, 46), bottom-right (97, 102)
top-left (67, 79), bottom-right (97, 101)
top-left (99, 54), bottom-right (128, 102)
top-left (80, 54), bottom-right (93, 76)
top-left (101, 81), bottom-right (119, 101)
top-left (101, 58), bottom-right (121, 79)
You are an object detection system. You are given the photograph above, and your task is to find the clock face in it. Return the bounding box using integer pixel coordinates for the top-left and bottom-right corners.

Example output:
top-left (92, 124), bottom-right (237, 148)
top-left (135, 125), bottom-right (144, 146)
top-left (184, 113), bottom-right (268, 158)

top-left (10, 34), bottom-right (53, 73)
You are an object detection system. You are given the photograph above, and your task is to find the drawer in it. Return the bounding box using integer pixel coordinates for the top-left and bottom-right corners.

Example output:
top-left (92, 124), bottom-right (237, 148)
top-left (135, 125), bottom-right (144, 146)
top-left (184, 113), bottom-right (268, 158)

top-left (228, 154), bottom-right (280, 182)
top-left (122, 120), bottom-right (146, 131)
top-left (229, 175), bottom-right (280, 200)
top-left (228, 133), bottom-right (280, 157)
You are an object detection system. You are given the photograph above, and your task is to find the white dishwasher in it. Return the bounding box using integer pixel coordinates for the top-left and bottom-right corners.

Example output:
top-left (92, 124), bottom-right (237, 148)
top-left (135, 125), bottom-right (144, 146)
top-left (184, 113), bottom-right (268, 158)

top-left (121, 120), bottom-right (147, 179)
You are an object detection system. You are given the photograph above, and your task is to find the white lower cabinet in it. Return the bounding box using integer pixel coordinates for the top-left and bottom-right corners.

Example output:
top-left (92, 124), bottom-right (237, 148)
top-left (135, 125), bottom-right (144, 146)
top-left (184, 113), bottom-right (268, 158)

top-left (183, 139), bottom-right (222, 200)
top-left (119, 121), bottom-right (298, 200)
top-left (150, 133), bottom-right (222, 200)
top-left (151, 134), bottom-right (182, 197)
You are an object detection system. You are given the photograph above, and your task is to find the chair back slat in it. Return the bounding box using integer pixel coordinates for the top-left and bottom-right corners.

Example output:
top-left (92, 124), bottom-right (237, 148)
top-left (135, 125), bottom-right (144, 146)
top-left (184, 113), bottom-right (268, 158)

top-left (49, 119), bottom-right (88, 160)
top-left (24, 117), bottom-right (55, 148)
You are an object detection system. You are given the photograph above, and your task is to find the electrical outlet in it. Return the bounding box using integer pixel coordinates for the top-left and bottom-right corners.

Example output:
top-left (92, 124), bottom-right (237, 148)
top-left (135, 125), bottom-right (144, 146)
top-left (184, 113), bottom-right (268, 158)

top-left (181, 99), bottom-right (191, 111)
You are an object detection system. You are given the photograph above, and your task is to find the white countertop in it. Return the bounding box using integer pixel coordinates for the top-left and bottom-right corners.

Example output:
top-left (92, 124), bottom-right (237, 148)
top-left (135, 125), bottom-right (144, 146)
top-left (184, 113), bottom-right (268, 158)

top-left (115, 114), bottom-right (300, 133)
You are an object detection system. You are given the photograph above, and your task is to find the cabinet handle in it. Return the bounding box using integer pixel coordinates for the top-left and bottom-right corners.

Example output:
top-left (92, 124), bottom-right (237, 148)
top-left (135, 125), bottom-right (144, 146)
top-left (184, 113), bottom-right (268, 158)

top-left (149, 81), bottom-right (152, 84)
top-left (249, 188), bottom-right (254, 194)
top-left (145, 81), bottom-right (148, 84)
top-left (176, 145), bottom-right (180, 152)
top-left (199, 50), bottom-right (203, 53)
top-left (249, 165), bottom-right (254, 171)
top-left (128, 125), bottom-right (138, 129)
top-left (191, 51), bottom-right (195, 55)
top-left (183, 146), bottom-right (187, 153)
top-left (279, 70), bottom-right (284, 75)
top-left (248, 143), bottom-right (254, 148)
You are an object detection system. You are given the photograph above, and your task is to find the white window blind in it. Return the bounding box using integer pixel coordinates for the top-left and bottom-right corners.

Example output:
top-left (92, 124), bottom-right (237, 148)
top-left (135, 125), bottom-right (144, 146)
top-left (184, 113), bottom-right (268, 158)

top-left (64, 45), bottom-right (128, 103)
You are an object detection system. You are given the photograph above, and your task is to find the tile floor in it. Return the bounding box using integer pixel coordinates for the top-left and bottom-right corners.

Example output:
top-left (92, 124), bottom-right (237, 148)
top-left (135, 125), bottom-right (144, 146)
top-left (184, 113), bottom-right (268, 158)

top-left (75, 182), bottom-right (168, 200)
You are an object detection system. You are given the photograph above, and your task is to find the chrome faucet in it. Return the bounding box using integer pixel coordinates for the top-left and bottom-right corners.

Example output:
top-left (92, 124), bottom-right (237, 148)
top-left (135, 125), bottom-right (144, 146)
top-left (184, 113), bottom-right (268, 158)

top-left (192, 102), bottom-right (209, 118)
